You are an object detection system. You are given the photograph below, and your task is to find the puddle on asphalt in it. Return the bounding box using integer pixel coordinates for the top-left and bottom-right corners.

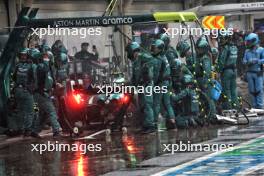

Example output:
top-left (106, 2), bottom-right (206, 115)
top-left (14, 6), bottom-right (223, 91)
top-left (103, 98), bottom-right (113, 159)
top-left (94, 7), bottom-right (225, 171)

top-left (0, 123), bottom-right (259, 176)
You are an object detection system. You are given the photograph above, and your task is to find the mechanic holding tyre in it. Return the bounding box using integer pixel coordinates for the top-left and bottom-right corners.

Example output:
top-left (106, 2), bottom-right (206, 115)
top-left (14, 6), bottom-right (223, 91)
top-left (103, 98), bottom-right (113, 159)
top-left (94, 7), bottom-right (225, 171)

top-left (170, 57), bottom-right (200, 128)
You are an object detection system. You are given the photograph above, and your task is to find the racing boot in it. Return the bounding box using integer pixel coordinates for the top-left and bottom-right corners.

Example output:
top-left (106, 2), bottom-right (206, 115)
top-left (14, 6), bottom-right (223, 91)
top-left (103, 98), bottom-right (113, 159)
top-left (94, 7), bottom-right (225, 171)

top-left (31, 132), bottom-right (42, 139)
top-left (53, 131), bottom-right (62, 138)
top-left (141, 127), bottom-right (156, 134)
top-left (166, 119), bottom-right (176, 130)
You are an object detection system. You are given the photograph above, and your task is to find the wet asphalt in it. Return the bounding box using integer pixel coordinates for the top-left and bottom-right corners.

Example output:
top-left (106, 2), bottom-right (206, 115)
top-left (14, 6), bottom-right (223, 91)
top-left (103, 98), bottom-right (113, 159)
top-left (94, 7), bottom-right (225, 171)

top-left (0, 116), bottom-right (263, 176)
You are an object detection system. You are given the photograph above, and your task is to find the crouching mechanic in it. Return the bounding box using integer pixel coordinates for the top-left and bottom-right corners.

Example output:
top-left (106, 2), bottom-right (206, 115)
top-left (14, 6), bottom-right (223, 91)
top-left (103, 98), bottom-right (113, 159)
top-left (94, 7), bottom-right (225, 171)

top-left (126, 42), bottom-right (156, 134)
top-left (151, 39), bottom-right (176, 129)
top-left (33, 53), bottom-right (62, 137)
top-left (170, 58), bottom-right (199, 128)
top-left (170, 58), bottom-right (193, 93)
top-left (243, 33), bottom-right (264, 109)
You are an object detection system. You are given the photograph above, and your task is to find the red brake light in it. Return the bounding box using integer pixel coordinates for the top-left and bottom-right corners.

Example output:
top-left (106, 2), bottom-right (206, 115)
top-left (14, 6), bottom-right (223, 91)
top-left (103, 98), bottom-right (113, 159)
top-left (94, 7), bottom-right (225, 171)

top-left (73, 93), bottom-right (83, 104)
top-left (68, 91), bottom-right (86, 108)
top-left (121, 94), bottom-right (130, 104)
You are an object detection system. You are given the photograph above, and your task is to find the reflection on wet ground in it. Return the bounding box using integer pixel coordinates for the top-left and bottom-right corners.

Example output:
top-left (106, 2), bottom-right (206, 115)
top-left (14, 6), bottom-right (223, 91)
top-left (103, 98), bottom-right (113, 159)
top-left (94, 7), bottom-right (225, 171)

top-left (250, 168), bottom-right (264, 176)
top-left (0, 120), bottom-right (261, 176)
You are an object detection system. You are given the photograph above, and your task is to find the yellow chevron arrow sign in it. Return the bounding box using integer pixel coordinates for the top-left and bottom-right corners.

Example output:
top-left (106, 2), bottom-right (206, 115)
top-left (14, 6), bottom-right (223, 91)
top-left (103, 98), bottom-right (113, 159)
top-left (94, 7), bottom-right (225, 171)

top-left (202, 16), bottom-right (225, 29)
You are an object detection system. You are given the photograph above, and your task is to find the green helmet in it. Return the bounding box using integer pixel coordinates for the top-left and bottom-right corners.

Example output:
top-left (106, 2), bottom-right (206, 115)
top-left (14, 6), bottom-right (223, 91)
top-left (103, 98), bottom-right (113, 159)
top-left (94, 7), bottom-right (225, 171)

top-left (160, 33), bottom-right (170, 46)
top-left (196, 36), bottom-right (209, 54)
top-left (211, 47), bottom-right (218, 55)
top-left (58, 53), bottom-right (68, 64)
top-left (182, 74), bottom-right (193, 84)
top-left (19, 48), bottom-right (29, 54)
top-left (196, 36), bottom-right (209, 49)
top-left (52, 40), bottom-right (67, 55)
top-left (171, 58), bottom-right (182, 70)
top-left (171, 58), bottom-right (182, 76)
top-left (130, 42), bottom-right (140, 52)
top-left (153, 39), bottom-right (165, 50)
top-left (18, 48), bottom-right (29, 61)
top-left (219, 33), bottom-right (230, 46)
top-left (41, 44), bottom-right (51, 53)
top-left (174, 58), bottom-right (182, 67)
top-left (28, 48), bottom-right (41, 62)
top-left (176, 41), bottom-right (190, 57)
top-left (126, 42), bottom-right (140, 60)
top-left (42, 51), bottom-right (54, 65)
top-left (61, 52), bottom-right (68, 61)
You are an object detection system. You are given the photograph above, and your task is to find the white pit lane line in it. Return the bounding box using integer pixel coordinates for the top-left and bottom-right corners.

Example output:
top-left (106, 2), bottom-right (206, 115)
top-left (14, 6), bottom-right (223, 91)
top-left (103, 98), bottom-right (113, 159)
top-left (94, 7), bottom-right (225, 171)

top-left (236, 163), bottom-right (264, 176)
top-left (75, 129), bottom-right (106, 140)
top-left (151, 134), bottom-right (264, 176)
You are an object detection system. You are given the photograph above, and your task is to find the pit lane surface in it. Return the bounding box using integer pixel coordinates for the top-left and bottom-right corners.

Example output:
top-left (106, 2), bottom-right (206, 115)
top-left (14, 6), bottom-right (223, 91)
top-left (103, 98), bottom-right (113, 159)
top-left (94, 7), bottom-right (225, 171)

top-left (153, 134), bottom-right (264, 176)
top-left (0, 116), bottom-right (264, 176)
